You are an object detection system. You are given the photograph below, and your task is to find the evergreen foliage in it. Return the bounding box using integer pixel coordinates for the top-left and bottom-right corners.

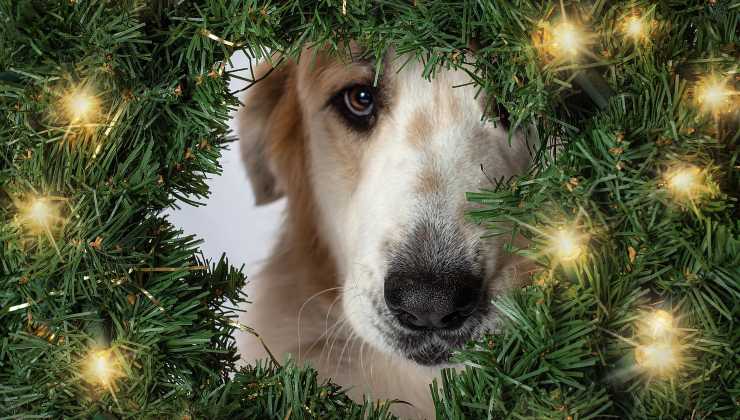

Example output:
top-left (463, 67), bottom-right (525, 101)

top-left (2, 0), bottom-right (738, 419)
top-left (1, 1), bottom-right (389, 417)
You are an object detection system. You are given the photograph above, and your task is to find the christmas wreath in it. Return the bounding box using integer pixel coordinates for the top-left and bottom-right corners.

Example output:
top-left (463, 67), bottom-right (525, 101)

top-left (1, 1), bottom-right (737, 418)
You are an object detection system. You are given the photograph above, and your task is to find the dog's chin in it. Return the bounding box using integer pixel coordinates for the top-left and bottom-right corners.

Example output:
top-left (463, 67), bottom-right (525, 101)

top-left (366, 293), bottom-right (492, 366)
top-left (381, 325), bottom-right (483, 366)
top-left (405, 342), bottom-right (455, 366)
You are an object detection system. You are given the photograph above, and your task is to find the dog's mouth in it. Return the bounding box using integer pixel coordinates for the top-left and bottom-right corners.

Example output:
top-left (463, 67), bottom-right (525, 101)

top-left (406, 341), bottom-right (455, 365)
top-left (390, 323), bottom-right (484, 366)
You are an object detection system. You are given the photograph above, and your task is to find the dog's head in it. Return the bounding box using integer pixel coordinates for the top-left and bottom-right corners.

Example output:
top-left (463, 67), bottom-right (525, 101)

top-left (240, 47), bottom-right (532, 366)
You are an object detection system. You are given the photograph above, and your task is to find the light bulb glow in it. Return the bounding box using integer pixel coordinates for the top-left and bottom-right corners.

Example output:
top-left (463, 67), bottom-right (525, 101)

top-left (85, 349), bottom-right (121, 386)
top-left (534, 21), bottom-right (586, 59)
top-left (635, 342), bottom-right (678, 373)
top-left (552, 228), bottom-right (585, 261)
top-left (699, 84), bottom-right (728, 108)
top-left (63, 88), bottom-right (98, 122)
top-left (28, 198), bottom-right (52, 226)
top-left (646, 310), bottom-right (674, 339)
top-left (695, 76), bottom-right (734, 113)
top-left (624, 16), bottom-right (644, 38)
top-left (19, 196), bottom-right (62, 233)
top-left (666, 166), bottom-right (702, 197)
top-left (93, 354), bottom-right (110, 381)
top-left (552, 23), bottom-right (581, 56)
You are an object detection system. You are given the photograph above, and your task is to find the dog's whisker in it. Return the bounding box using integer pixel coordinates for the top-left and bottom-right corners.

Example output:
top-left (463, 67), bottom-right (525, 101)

top-left (306, 315), bottom-right (346, 359)
top-left (359, 340), bottom-right (371, 387)
top-left (325, 320), bottom-right (351, 370)
top-left (335, 329), bottom-right (358, 380)
top-left (297, 286), bottom-right (344, 361)
top-left (317, 290), bottom-right (364, 363)
top-left (324, 287), bottom-right (348, 333)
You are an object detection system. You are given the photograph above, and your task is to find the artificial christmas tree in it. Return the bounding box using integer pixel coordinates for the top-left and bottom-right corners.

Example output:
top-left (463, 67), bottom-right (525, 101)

top-left (2, 0), bottom-right (737, 419)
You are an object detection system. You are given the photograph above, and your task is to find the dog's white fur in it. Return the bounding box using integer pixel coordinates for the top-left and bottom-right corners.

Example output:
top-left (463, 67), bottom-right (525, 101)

top-left (237, 47), bottom-right (532, 418)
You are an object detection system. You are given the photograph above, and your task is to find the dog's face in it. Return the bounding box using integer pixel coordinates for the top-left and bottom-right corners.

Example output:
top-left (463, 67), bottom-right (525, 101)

top-left (240, 47), bottom-right (531, 366)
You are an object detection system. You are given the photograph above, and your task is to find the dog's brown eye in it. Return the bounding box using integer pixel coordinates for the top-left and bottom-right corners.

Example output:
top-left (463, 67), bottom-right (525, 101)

top-left (329, 84), bottom-right (378, 131)
top-left (344, 86), bottom-right (374, 116)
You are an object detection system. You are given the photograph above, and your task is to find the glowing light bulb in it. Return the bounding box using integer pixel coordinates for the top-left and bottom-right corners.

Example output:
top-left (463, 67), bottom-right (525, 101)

top-left (19, 196), bottom-right (63, 233)
top-left (28, 198), bottom-right (52, 227)
top-left (635, 342), bottom-right (678, 373)
top-left (695, 76), bottom-right (737, 113)
top-left (63, 88), bottom-right (98, 122)
top-left (646, 310), bottom-right (674, 339)
top-left (701, 84), bottom-right (726, 104)
top-left (86, 350), bottom-right (121, 386)
top-left (553, 228), bottom-right (584, 261)
top-left (624, 16), bottom-right (644, 38)
top-left (666, 166), bottom-right (702, 197)
top-left (552, 22), bottom-right (581, 56)
top-left (93, 354), bottom-right (111, 383)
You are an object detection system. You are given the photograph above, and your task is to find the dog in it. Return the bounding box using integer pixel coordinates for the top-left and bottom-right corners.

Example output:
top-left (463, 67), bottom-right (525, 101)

top-left (236, 45), bottom-right (533, 418)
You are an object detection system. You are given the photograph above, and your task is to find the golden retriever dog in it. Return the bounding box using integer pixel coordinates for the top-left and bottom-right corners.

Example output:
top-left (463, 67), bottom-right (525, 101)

top-left (236, 46), bottom-right (532, 418)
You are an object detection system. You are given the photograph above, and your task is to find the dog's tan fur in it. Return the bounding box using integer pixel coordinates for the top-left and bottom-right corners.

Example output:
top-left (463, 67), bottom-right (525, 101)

top-left (237, 47), bottom-right (532, 418)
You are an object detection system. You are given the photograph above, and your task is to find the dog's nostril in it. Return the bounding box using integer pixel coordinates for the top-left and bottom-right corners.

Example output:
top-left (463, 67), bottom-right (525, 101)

top-left (395, 310), bottom-right (427, 330)
top-left (439, 311), bottom-right (468, 329)
top-left (456, 300), bottom-right (478, 317)
top-left (390, 304), bottom-right (475, 331)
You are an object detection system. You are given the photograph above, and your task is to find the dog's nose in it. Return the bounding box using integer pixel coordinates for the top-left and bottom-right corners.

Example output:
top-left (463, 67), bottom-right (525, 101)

top-left (384, 270), bottom-right (483, 330)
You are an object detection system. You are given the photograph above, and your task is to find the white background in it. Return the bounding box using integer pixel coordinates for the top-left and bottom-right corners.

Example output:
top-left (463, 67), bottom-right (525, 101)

top-left (165, 51), bottom-right (284, 275)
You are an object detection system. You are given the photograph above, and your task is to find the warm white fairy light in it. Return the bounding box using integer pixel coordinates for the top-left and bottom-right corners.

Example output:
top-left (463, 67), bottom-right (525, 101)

top-left (623, 15), bottom-right (647, 39)
top-left (646, 310), bottom-right (674, 338)
top-left (695, 76), bottom-right (734, 113)
top-left (85, 349), bottom-right (121, 386)
top-left (28, 198), bottom-right (53, 226)
top-left (666, 165), bottom-right (703, 198)
top-left (551, 227), bottom-right (586, 262)
top-left (635, 342), bottom-right (678, 373)
top-left (635, 309), bottom-right (681, 375)
top-left (19, 196), bottom-right (61, 233)
top-left (63, 88), bottom-right (98, 122)
top-left (93, 353), bottom-right (110, 381)
top-left (699, 82), bottom-right (728, 108)
top-left (625, 17), bottom-right (643, 37)
top-left (551, 22), bottom-right (582, 56)
top-left (534, 20), bottom-right (586, 59)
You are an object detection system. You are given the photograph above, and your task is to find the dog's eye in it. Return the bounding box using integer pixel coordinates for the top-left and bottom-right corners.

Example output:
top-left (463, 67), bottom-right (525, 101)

top-left (344, 86), bottom-right (374, 116)
top-left (330, 84), bottom-right (377, 130)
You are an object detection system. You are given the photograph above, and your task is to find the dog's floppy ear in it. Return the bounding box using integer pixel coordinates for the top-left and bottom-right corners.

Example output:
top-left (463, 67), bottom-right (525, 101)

top-left (238, 57), bottom-right (299, 205)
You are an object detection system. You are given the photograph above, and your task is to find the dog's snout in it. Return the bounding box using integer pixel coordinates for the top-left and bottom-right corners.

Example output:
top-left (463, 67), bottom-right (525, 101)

top-left (384, 270), bottom-right (482, 330)
top-left (383, 221), bottom-right (484, 331)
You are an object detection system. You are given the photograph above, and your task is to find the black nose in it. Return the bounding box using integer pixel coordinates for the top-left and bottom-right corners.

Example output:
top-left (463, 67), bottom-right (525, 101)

top-left (384, 269), bottom-right (483, 330)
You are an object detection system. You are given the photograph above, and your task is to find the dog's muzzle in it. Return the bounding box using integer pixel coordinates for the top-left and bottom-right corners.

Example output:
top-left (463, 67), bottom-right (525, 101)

top-left (380, 220), bottom-right (486, 364)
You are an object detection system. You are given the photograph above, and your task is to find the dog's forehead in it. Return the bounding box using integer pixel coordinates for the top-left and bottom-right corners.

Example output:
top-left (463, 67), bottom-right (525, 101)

top-left (295, 46), bottom-right (377, 103)
top-left (296, 46), bottom-right (475, 86)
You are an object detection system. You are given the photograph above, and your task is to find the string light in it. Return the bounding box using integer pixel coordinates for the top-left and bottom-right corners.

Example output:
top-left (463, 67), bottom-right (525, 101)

top-left (63, 88), bottom-right (98, 122)
top-left (635, 309), bottom-right (681, 375)
top-left (645, 309), bottom-right (674, 339)
top-left (622, 15), bottom-right (647, 40)
top-left (85, 349), bottom-right (122, 386)
top-left (635, 342), bottom-right (678, 374)
top-left (17, 195), bottom-right (66, 258)
top-left (665, 165), bottom-right (703, 198)
top-left (534, 20), bottom-right (586, 59)
top-left (551, 227), bottom-right (586, 262)
top-left (551, 22), bottom-right (582, 56)
top-left (19, 196), bottom-right (61, 233)
top-left (695, 76), bottom-right (734, 113)
top-left (28, 198), bottom-right (53, 227)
